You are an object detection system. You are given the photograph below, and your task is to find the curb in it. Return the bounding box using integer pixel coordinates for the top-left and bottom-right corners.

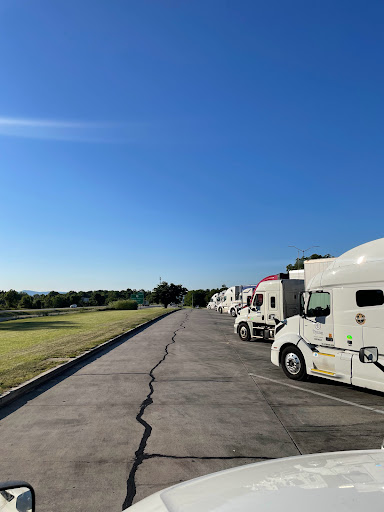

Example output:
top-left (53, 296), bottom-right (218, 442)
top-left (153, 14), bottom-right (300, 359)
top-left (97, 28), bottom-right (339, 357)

top-left (0, 308), bottom-right (180, 409)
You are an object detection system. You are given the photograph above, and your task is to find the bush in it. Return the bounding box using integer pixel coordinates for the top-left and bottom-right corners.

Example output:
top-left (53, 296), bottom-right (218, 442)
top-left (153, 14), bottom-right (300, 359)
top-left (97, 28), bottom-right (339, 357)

top-left (108, 299), bottom-right (138, 310)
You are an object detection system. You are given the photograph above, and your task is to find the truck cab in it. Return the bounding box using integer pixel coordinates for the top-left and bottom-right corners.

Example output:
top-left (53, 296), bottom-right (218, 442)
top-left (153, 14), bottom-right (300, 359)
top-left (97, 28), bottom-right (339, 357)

top-left (207, 293), bottom-right (219, 309)
top-left (228, 286), bottom-right (256, 317)
top-left (271, 238), bottom-right (384, 393)
top-left (214, 290), bottom-right (226, 310)
top-left (234, 278), bottom-right (304, 341)
top-left (217, 286), bottom-right (241, 314)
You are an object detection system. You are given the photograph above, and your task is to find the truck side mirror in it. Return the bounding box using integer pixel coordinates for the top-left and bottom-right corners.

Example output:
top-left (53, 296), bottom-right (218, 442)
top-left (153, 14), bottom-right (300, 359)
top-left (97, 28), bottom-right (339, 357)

top-left (299, 292), bottom-right (306, 318)
top-left (359, 346), bottom-right (379, 364)
top-left (0, 481), bottom-right (35, 512)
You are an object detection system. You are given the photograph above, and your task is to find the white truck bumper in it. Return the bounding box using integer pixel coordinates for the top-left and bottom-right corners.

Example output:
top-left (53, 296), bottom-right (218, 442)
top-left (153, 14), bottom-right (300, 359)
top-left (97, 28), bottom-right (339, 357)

top-left (271, 345), bottom-right (280, 367)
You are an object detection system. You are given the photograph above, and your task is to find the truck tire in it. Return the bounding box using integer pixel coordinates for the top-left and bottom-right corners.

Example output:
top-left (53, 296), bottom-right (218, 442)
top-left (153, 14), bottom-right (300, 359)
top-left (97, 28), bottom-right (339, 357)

top-left (218, 307), bottom-right (223, 314)
top-left (281, 346), bottom-right (307, 381)
top-left (230, 308), bottom-right (237, 317)
top-left (238, 323), bottom-right (251, 341)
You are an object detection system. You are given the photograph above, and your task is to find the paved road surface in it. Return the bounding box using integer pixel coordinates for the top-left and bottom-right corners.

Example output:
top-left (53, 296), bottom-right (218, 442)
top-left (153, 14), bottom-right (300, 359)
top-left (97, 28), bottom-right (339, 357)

top-left (1, 309), bottom-right (384, 511)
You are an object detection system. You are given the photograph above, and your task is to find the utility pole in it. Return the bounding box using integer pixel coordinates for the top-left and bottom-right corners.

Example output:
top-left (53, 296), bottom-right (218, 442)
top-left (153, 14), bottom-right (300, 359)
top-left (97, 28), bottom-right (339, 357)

top-left (192, 293), bottom-right (194, 309)
top-left (288, 245), bottom-right (319, 269)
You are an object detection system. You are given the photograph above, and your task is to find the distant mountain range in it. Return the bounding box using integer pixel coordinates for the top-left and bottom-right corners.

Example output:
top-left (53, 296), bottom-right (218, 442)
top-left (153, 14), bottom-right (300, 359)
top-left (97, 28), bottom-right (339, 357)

top-left (21, 290), bottom-right (65, 296)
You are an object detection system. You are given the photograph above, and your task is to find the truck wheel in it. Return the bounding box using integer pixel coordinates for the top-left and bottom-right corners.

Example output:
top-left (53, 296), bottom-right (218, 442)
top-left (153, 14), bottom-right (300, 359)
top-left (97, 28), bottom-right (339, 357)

top-left (281, 346), bottom-right (307, 381)
top-left (218, 307), bottom-right (223, 314)
top-left (230, 308), bottom-right (237, 317)
top-left (238, 323), bottom-right (251, 341)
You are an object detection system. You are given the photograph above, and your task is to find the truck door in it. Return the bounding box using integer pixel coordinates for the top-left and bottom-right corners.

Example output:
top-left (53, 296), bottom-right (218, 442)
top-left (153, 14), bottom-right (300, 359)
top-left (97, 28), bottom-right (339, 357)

top-left (302, 291), bottom-right (351, 383)
top-left (351, 288), bottom-right (384, 392)
top-left (251, 293), bottom-right (265, 324)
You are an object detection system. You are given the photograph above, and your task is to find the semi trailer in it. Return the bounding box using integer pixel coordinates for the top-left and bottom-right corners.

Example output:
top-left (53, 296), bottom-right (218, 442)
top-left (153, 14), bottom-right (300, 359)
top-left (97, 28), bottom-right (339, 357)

top-left (271, 238), bottom-right (384, 393)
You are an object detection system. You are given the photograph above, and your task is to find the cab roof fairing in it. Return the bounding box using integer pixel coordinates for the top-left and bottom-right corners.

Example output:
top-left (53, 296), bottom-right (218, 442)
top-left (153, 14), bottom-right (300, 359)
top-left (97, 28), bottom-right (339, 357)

top-left (308, 238), bottom-right (384, 290)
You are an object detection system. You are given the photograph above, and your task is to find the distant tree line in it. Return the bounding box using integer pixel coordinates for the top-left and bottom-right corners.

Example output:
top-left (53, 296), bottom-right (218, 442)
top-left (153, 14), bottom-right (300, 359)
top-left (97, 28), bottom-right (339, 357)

top-left (0, 282), bottom-right (190, 310)
top-left (0, 289), bottom-right (152, 310)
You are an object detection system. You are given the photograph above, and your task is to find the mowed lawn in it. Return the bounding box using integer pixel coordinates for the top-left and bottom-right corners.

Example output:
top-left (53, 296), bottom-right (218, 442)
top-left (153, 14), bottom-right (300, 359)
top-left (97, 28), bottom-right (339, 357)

top-left (0, 308), bottom-right (173, 394)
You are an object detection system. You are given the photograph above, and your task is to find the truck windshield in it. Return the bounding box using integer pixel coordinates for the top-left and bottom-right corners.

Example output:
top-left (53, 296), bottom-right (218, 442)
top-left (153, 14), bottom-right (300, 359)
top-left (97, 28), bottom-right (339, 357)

top-left (307, 292), bottom-right (330, 317)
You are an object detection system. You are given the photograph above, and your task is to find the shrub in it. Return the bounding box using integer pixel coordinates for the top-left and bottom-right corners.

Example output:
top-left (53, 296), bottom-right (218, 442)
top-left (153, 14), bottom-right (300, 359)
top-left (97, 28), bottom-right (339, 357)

top-left (108, 299), bottom-right (138, 310)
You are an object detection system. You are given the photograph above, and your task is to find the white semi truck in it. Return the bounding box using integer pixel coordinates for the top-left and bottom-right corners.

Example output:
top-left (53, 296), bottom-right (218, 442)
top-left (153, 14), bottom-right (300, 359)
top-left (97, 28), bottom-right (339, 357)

top-left (226, 285), bottom-right (257, 317)
top-left (217, 286), bottom-right (241, 315)
top-left (214, 290), bottom-right (226, 310)
top-left (234, 274), bottom-right (305, 341)
top-left (271, 238), bottom-right (384, 393)
top-left (206, 293), bottom-right (219, 309)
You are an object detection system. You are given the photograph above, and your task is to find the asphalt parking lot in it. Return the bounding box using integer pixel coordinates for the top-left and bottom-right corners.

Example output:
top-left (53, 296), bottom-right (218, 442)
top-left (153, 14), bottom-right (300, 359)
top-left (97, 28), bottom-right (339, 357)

top-left (1, 308), bottom-right (384, 511)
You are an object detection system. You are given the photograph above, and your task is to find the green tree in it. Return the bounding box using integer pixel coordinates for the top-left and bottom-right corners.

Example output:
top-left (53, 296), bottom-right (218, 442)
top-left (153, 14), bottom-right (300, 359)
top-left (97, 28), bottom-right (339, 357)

top-left (205, 288), bottom-right (225, 304)
top-left (43, 291), bottom-right (60, 308)
top-left (52, 294), bottom-right (68, 308)
top-left (5, 289), bottom-right (20, 309)
top-left (107, 291), bottom-right (119, 303)
top-left (33, 297), bottom-right (43, 309)
top-left (151, 282), bottom-right (187, 309)
top-left (67, 292), bottom-right (82, 307)
top-left (184, 289), bottom-right (208, 307)
top-left (19, 294), bottom-right (33, 309)
top-left (90, 292), bottom-right (105, 306)
top-left (286, 253), bottom-right (333, 271)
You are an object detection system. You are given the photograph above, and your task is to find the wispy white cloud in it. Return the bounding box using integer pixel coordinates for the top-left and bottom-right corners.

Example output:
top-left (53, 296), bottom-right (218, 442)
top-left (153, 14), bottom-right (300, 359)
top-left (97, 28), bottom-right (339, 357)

top-left (0, 117), bottom-right (96, 128)
top-left (0, 116), bottom-right (141, 143)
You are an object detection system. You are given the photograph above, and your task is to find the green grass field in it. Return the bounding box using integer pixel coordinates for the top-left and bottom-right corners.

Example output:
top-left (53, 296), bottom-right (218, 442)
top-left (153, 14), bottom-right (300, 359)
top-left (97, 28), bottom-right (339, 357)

top-left (0, 308), bottom-right (174, 394)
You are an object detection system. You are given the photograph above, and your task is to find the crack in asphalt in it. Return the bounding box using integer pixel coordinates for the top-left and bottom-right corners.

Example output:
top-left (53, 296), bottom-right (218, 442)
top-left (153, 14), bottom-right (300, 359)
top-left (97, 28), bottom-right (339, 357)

top-left (144, 453), bottom-right (275, 460)
top-left (122, 311), bottom-right (189, 509)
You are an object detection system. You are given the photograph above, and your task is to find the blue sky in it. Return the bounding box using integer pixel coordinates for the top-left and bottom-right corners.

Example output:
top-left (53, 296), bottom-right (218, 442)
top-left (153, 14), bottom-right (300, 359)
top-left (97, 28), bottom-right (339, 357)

top-left (1, 0), bottom-right (383, 292)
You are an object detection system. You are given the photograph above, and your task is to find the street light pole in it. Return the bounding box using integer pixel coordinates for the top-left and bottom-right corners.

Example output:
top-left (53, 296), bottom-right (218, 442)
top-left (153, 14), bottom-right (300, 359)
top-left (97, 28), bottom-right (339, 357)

top-left (289, 246), bottom-right (301, 267)
top-left (302, 246), bottom-right (320, 259)
top-left (288, 245), bottom-right (320, 269)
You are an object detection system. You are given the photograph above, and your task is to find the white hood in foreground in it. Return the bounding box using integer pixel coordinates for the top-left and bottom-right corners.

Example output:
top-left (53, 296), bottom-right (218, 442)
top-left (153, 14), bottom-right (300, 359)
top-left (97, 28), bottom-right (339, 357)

top-left (129, 450), bottom-right (384, 512)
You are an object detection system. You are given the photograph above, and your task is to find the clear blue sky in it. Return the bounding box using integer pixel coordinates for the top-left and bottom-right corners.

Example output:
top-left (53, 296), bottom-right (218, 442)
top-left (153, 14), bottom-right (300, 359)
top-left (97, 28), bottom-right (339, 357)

top-left (1, 0), bottom-right (383, 292)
